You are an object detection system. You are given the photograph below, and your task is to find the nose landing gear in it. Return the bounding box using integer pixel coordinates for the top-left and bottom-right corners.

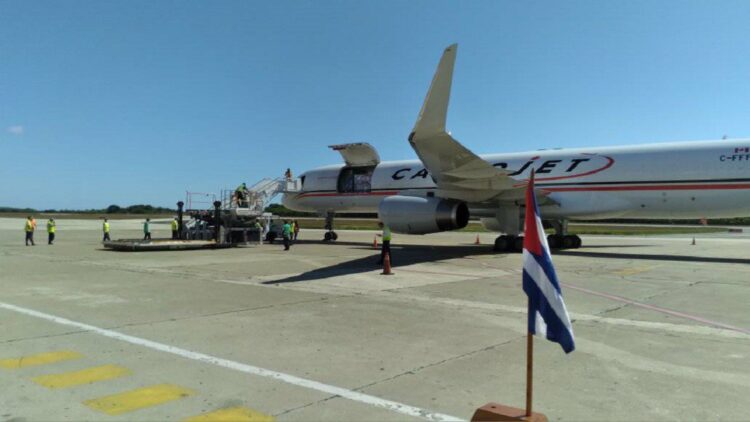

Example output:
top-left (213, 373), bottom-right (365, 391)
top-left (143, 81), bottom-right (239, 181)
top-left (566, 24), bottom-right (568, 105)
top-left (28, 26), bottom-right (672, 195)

top-left (323, 211), bottom-right (338, 242)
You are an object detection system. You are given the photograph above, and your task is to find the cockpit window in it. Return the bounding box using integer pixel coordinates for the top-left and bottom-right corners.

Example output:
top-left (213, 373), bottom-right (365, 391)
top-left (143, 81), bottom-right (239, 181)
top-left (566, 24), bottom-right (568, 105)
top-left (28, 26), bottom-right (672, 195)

top-left (337, 166), bottom-right (374, 193)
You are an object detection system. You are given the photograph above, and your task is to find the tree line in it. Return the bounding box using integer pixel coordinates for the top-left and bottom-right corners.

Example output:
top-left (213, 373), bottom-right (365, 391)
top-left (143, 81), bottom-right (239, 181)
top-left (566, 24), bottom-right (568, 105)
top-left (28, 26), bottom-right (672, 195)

top-left (0, 204), bottom-right (176, 214)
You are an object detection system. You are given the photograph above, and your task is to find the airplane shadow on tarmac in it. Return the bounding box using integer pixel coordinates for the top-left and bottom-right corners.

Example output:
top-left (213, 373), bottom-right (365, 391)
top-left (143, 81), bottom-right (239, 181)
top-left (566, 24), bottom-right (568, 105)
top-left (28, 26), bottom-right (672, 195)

top-left (263, 241), bottom-right (499, 285)
top-left (262, 241), bottom-right (654, 285)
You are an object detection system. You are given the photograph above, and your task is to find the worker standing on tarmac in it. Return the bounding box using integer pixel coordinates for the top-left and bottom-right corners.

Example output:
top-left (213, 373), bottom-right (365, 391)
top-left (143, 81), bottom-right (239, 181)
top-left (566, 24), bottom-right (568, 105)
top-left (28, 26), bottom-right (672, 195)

top-left (24, 216), bottom-right (35, 246)
top-left (47, 218), bottom-right (56, 245)
top-left (253, 219), bottom-right (262, 242)
top-left (102, 218), bottom-right (111, 241)
top-left (143, 218), bottom-right (151, 240)
top-left (293, 219), bottom-right (300, 241)
top-left (377, 222), bottom-right (392, 266)
top-left (282, 220), bottom-right (292, 251)
top-left (171, 217), bottom-right (179, 239)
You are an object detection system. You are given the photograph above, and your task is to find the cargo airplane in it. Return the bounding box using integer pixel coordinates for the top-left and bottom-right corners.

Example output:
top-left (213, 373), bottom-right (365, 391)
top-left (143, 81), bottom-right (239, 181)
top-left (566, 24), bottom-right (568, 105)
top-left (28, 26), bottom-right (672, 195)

top-left (282, 44), bottom-right (750, 251)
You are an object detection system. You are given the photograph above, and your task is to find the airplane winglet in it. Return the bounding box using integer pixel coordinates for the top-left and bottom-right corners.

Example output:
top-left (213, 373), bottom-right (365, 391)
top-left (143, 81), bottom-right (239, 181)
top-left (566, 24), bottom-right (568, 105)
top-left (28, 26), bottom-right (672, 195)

top-left (409, 44), bottom-right (457, 141)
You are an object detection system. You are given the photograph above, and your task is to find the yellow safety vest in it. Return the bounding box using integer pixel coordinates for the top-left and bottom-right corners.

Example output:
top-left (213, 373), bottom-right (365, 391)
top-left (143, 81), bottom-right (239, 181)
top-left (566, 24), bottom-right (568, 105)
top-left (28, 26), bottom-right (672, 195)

top-left (383, 226), bottom-right (392, 241)
top-left (171, 220), bottom-right (178, 230)
top-left (25, 220), bottom-right (33, 232)
top-left (103, 222), bottom-right (110, 233)
top-left (47, 221), bottom-right (56, 233)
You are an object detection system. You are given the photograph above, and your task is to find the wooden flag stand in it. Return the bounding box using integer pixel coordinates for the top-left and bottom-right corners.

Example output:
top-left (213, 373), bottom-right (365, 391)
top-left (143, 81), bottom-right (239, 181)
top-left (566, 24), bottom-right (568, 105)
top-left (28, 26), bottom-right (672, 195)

top-left (471, 314), bottom-right (548, 421)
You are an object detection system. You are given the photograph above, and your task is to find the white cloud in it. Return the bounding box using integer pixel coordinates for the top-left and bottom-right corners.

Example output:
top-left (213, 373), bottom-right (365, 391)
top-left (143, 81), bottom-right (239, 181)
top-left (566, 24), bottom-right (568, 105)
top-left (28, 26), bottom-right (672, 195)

top-left (7, 125), bottom-right (24, 135)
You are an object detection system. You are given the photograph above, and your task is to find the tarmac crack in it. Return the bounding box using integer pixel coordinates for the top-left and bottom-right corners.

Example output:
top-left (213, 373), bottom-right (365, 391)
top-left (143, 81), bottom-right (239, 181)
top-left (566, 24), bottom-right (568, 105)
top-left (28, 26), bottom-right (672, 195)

top-left (0, 328), bottom-right (90, 344)
top-left (352, 335), bottom-right (525, 392)
top-left (102, 296), bottom-right (335, 330)
top-left (274, 335), bottom-right (524, 419)
top-left (595, 279), bottom-right (705, 319)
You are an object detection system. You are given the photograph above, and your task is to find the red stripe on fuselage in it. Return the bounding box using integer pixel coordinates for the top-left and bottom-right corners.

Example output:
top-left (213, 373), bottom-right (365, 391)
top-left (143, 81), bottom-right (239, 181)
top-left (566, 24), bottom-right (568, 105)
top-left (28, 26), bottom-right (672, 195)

top-left (543, 183), bottom-right (750, 192)
top-left (295, 191), bottom-right (400, 199)
top-left (292, 183), bottom-right (750, 200)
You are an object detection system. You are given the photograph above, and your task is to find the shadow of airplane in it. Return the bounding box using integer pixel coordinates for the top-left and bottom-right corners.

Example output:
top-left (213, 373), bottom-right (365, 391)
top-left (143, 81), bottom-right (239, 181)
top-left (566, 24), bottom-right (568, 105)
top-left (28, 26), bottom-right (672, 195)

top-left (262, 241), bottom-right (661, 285)
top-left (263, 243), bottom-right (499, 285)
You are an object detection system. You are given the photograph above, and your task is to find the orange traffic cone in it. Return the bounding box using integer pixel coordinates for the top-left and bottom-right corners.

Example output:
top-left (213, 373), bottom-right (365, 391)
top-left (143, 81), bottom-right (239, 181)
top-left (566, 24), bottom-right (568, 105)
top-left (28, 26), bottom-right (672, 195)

top-left (373, 235), bottom-right (378, 249)
top-left (474, 234), bottom-right (481, 245)
top-left (381, 251), bottom-right (394, 275)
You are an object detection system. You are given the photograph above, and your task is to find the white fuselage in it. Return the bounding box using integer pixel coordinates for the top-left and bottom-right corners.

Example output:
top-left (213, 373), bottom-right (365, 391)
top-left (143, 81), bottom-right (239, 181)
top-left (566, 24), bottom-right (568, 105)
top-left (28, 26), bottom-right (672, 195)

top-left (283, 139), bottom-right (750, 225)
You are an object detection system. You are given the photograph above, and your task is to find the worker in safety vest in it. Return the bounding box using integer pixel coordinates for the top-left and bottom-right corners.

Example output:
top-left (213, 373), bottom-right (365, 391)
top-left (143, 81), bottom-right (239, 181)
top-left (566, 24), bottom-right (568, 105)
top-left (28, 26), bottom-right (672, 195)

top-left (47, 218), bottom-right (56, 245)
top-left (143, 218), bottom-right (151, 240)
top-left (24, 216), bottom-right (35, 246)
top-left (171, 218), bottom-right (179, 239)
top-left (235, 183), bottom-right (247, 207)
top-left (377, 222), bottom-right (392, 266)
top-left (282, 220), bottom-right (292, 251)
top-left (253, 220), bottom-right (262, 243)
top-left (293, 220), bottom-right (300, 241)
top-left (102, 218), bottom-right (111, 241)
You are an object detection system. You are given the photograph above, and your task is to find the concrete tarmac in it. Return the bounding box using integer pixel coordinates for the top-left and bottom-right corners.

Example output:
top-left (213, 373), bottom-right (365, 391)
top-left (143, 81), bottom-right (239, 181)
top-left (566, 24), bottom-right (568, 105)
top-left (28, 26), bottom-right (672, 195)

top-left (1, 217), bottom-right (749, 421)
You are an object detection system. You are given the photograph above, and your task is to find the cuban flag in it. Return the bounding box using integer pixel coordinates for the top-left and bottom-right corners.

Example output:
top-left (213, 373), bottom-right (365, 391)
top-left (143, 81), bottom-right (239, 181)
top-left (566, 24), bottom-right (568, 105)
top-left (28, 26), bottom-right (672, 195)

top-left (522, 171), bottom-right (575, 353)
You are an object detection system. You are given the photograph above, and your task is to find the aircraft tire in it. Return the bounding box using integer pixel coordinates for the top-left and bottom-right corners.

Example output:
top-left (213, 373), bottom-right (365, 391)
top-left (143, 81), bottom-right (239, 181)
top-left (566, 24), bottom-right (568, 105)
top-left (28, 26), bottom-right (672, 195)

top-left (562, 235), bottom-right (576, 249)
top-left (331, 231), bottom-right (338, 241)
top-left (513, 235), bottom-right (524, 252)
top-left (572, 235), bottom-right (582, 249)
top-left (547, 234), bottom-right (562, 249)
top-left (323, 232), bottom-right (333, 242)
top-left (494, 236), bottom-right (510, 252)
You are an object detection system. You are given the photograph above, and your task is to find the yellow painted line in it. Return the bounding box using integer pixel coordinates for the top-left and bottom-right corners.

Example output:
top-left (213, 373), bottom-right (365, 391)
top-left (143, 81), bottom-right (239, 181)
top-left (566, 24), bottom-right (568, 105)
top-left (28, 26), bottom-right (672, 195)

top-left (84, 383), bottom-right (194, 415)
top-left (0, 350), bottom-right (83, 369)
top-left (184, 407), bottom-right (275, 422)
top-left (32, 364), bottom-right (131, 389)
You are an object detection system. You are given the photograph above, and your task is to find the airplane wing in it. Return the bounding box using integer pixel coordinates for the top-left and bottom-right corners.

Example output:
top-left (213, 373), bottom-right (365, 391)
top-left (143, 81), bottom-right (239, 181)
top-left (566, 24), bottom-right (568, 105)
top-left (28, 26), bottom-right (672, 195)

top-left (407, 44), bottom-right (518, 203)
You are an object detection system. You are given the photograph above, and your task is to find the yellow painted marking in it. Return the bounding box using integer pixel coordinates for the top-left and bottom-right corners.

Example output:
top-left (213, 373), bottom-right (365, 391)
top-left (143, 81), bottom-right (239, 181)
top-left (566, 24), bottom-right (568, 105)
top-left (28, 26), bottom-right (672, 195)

top-left (0, 350), bottom-right (83, 369)
top-left (613, 266), bottom-right (656, 276)
top-left (84, 384), bottom-right (194, 415)
top-left (184, 407), bottom-right (275, 422)
top-left (32, 364), bottom-right (131, 389)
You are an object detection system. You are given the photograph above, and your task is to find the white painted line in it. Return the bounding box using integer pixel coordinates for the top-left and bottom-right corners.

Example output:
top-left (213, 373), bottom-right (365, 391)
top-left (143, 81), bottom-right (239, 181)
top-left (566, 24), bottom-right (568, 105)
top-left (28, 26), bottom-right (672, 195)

top-left (0, 301), bottom-right (463, 422)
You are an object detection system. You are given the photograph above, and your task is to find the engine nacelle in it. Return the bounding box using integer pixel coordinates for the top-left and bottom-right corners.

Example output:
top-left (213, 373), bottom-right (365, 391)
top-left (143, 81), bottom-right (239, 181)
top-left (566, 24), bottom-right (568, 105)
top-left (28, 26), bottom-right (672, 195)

top-left (378, 196), bottom-right (469, 234)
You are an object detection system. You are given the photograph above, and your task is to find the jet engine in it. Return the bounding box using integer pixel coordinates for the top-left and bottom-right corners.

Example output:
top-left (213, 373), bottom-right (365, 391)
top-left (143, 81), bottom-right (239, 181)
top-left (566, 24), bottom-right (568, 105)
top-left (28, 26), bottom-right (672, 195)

top-left (378, 196), bottom-right (469, 234)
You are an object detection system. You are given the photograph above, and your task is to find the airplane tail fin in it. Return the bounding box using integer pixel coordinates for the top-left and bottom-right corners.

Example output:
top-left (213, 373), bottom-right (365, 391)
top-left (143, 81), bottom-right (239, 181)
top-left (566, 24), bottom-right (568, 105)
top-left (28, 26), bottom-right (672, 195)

top-left (409, 44), bottom-right (457, 141)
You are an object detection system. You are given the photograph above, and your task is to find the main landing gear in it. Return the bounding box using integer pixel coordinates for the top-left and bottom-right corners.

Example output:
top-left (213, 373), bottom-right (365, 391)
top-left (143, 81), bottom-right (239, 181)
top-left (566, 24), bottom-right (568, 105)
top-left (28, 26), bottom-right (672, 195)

top-left (492, 233), bottom-right (582, 252)
top-left (323, 211), bottom-right (338, 242)
top-left (547, 219), bottom-right (581, 249)
top-left (492, 219), bottom-right (582, 252)
top-left (546, 234), bottom-right (582, 249)
top-left (494, 235), bottom-right (524, 252)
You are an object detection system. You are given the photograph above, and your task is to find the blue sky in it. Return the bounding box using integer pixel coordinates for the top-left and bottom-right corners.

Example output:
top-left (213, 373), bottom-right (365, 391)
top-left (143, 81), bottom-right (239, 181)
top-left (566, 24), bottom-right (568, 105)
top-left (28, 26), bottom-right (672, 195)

top-left (2, 0), bottom-right (750, 209)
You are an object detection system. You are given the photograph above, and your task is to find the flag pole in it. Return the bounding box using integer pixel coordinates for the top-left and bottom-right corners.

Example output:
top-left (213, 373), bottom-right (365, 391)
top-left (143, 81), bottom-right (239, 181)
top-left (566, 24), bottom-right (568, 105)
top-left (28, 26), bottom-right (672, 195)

top-left (526, 308), bottom-right (533, 417)
top-left (526, 171), bottom-right (535, 418)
